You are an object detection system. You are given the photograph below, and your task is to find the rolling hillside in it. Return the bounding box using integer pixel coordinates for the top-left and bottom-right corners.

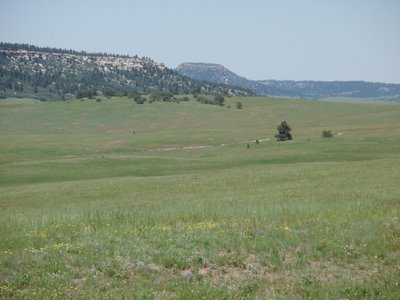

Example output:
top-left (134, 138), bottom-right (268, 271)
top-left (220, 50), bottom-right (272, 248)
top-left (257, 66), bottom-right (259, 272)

top-left (1, 96), bottom-right (399, 298)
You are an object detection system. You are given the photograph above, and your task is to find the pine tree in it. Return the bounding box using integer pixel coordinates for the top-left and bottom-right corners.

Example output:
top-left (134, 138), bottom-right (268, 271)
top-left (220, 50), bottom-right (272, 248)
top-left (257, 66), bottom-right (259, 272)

top-left (275, 121), bottom-right (293, 141)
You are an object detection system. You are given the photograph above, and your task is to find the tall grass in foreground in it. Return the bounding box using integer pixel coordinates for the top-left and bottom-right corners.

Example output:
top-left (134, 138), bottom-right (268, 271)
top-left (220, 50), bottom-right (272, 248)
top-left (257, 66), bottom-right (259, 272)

top-left (1, 159), bottom-right (399, 299)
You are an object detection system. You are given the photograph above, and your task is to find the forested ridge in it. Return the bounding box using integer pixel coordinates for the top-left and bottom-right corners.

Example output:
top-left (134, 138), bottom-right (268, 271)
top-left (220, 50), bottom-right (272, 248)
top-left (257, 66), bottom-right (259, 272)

top-left (0, 42), bottom-right (253, 100)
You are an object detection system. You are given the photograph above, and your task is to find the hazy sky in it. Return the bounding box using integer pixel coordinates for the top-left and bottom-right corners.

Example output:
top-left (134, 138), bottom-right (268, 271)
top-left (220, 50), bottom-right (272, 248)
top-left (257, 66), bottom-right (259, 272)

top-left (1, 0), bottom-right (399, 83)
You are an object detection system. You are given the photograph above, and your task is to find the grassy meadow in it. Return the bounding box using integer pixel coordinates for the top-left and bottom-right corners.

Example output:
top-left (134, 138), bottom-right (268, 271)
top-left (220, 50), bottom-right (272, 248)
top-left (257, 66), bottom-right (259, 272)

top-left (0, 96), bottom-right (399, 299)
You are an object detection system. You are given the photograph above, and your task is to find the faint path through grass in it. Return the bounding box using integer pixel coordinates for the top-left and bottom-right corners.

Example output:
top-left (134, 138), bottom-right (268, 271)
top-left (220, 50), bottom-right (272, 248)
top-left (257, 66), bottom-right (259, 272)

top-left (150, 138), bottom-right (271, 152)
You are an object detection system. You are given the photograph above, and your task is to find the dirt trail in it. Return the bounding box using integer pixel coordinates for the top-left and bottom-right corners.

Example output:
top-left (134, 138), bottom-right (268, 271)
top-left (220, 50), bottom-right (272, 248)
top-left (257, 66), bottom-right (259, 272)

top-left (150, 138), bottom-right (271, 152)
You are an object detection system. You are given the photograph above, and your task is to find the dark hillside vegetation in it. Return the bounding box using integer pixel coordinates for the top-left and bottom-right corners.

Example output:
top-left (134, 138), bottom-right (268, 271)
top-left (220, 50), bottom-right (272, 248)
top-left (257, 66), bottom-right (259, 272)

top-left (0, 42), bottom-right (253, 100)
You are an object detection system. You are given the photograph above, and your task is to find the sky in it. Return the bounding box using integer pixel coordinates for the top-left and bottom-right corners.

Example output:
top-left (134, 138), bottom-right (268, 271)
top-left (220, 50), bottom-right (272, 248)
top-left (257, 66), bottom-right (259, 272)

top-left (0, 0), bottom-right (399, 83)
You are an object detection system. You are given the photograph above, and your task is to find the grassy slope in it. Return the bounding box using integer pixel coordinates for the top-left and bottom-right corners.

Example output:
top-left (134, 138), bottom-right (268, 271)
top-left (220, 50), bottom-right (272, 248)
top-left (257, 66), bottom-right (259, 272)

top-left (0, 97), bottom-right (399, 299)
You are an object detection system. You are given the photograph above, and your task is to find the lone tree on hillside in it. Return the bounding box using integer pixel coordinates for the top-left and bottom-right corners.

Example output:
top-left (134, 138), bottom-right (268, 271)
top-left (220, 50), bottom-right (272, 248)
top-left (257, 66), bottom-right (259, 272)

top-left (275, 121), bottom-right (293, 141)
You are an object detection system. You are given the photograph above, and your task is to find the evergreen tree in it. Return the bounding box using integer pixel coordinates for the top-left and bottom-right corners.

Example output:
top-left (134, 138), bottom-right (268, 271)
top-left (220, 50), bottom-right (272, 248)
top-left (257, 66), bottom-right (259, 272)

top-left (275, 121), bottom-right (293, 141)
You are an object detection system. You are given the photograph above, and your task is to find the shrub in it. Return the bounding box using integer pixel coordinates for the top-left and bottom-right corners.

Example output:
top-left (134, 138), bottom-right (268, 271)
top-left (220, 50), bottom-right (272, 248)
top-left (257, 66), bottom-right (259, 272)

top-left (236, 101), bottom-right (242, 109)
top-left (214, 94), bottom-right (225, 106)
top-left (134, 96), bottom-right (146, 104)
top-left (322, 130), bottom-right (333, 138)
top-left (102, 86), bottom-right (115, 98)
top-left (150, 91), bottom-right (174, 102)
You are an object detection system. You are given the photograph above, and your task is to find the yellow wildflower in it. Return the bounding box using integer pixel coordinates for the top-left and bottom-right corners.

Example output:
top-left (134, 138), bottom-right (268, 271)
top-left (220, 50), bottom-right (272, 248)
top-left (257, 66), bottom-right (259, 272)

top-left (152, 225), bottom-right (172, 232)
top-left (186, 221), bottom-right (217, 231)
top-left (52, 243), bottom-right (67, 249)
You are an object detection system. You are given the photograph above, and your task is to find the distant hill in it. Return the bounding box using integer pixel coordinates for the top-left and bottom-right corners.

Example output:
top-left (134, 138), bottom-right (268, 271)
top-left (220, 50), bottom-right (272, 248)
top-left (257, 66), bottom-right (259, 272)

top-left (177, 62), bottom-right (400, 101)
top-left (0, 43), bottom-right (253, 100)
top-left (176, 63), bottom-right (250, 87)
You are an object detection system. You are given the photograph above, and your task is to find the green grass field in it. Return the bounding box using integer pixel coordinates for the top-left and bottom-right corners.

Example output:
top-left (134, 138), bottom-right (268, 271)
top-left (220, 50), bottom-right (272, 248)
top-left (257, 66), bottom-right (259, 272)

top-left (1, 96), bottom-right (399, 299)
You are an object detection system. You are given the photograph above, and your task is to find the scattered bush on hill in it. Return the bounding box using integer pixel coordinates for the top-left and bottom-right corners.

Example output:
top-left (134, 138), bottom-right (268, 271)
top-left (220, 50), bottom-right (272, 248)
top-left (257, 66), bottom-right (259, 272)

top-left (214, 94), bottom-right (225, 106)
top-left (322, 130), bottom-right (333, 138)
top-left (150, 91), bottom-right (175, 102)
top-left (196, 94), bottom-right (225, 106)
top-left (102, 86), bottom-right (115, 98)
top-left (75, 88), bottom-right (97, 99)
top-left (133, 93), bottom-right (146, 104)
